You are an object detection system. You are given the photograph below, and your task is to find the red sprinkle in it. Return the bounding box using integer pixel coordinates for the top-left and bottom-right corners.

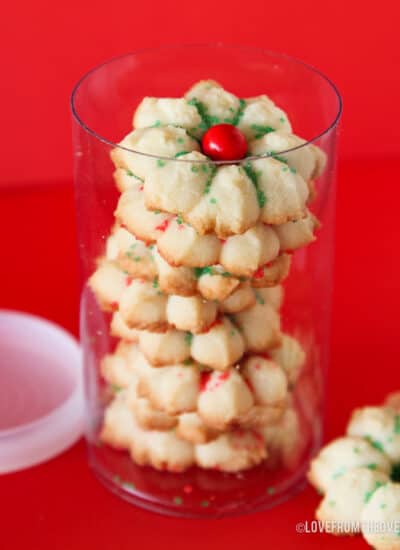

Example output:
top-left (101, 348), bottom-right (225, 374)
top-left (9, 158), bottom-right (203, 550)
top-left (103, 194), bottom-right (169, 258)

top-left (220, 239), bottom-right (226, 245)
top-left (110, 301), bottom-right (119, 312)
top-left (218, 371), bottom-right (230, 383)
top-left (155, 219), bottom-right (170, 232)
top-left (200, 372), bottom-right (212, 392)
top-left (183, 485), bottom-right (193, 494)
top-left (125, 276), bottom-right (133, 286)
top-left (253, 266), bottom-right (265, 279)
top-left (205, 371), bottom-right (230, 392)
top-left (138, 185), bottom-right (144, 191)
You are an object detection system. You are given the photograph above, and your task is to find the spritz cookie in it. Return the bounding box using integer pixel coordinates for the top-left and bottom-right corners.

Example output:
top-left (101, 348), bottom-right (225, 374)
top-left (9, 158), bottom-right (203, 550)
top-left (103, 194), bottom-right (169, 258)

top-left (111, 80), bottom-right (327, 238)
top-left (308, 436), bottom-right (392, 494)
top-left (361, 482), bottom-right (400, 549)
top-left (316, 467), bottom-right (389, 534)
top-left (347, 406), bottom-right (400, 463)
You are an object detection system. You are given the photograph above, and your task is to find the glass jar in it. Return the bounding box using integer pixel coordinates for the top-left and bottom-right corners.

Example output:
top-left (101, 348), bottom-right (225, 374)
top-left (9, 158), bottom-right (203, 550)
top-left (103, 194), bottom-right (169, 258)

top-left (71, 45), bottom-right (342, 517)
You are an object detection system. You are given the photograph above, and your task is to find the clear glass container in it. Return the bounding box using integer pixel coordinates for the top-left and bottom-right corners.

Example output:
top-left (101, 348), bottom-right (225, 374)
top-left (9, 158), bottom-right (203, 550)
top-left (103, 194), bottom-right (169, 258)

top-left (71, 45), bottom-right (342, 517)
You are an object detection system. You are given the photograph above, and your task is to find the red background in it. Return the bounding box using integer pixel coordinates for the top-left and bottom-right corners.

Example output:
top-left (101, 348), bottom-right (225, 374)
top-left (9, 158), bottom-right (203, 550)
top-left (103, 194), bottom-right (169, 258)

top-left (1, 0), bottom-right (400, 548)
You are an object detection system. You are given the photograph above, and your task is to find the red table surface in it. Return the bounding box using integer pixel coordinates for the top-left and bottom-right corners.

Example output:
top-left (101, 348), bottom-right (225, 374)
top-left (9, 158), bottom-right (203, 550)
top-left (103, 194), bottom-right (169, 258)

top-left (1, 158), bottom-right (399, 549)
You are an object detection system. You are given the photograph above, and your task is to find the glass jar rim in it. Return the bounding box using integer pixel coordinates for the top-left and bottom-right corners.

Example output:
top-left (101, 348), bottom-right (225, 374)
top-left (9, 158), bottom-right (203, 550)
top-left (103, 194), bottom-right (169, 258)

top-left (70, 44), bottom-right (342, 165)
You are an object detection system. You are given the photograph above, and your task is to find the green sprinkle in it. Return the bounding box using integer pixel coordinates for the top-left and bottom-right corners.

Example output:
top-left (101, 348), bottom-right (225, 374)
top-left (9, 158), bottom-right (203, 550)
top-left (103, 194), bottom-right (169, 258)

top-left (126, 170), bottom-right (143, 182)
top-left (230, 330), bottom-right (236, 336)
top-left (154, 210), bottom-right (161, 214)
top-left (250, 124), bottom-right (275, 139)
top-left (271, 154), bottom-right (288, 165)
top-left (129, 243), bottom-right (137, 249)
top-left (221, 271), bottom-right (232, 278)
top-left (364, 490), bottom-right (373, 503)
top-left (201, 164), bottom-right (209, 173)
top-left (175, 151), bottom-right (189, 158)
top-left (232, 99), bottom-right (246, 126)
top-left (209, 197), bottom-right (217, 204)
top-left (366, 436), bottom-right (385, 453)
top-left (203, 165), bottom-right (217, 195)
top-left (367, 463), bottom-right (378, 470)
top-left (173, 496), bottom-right (183, 505)
top-left (184, 332), bottom-right (193, 345)
top-left (122, 481), bottom-right (136, 490)
top-left (125, 251), bottom-right (133, 258)
top-left (191, 165), bottom-right (199, 173)
top-left (380, 503), bottom-right (387, 509)
top-left (152, 120), bottom-right (161, 127)
top-left (200, 500), bottom-right (210, 508)
top-left (267, 487), bottom-right (275, 495)
top-left (242, 162), bottom-right (266, 208)
top-left (290, 167), bottom-right (297, 174)
top-left (176, 137), bottom-right (185, 144)
top-left (176, 214), bottom-right (183, 225)
top-left (157, 159), bottom-right (166, 167)
top-left (279, 116), bottom-right (286, 123)
top-left (133, 256), bottom-right (141, 262)
top-left (328, 500), bottom-right (336, 507)
top-left (194, 266), bottom-right (214, 278)
top-left (353, 447), bottom-right (361, 454)
top-left (255, 291), bottom-right (265, 305)
top-left (183, 358), bottom-right (193, 366)
top-left (112, 475), bottom-right (121, 483)
top-left (152, 278), bottom-right (159, 288)
top-left (111, 384), bottom-right (123, 393)
top-left (148, 244), bottom-right (154, 250)
top-left (394, 415), bottom-right (400, 434)
top-left (364, 481), bottom-right (385, 503)
top-left (188, 98), bottom-right (220, 129)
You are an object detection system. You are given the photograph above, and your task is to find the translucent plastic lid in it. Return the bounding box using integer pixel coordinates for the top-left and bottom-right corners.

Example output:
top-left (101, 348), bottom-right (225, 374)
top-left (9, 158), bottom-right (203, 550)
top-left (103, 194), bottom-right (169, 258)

top-left (0, 310), bottom-right (84, 473)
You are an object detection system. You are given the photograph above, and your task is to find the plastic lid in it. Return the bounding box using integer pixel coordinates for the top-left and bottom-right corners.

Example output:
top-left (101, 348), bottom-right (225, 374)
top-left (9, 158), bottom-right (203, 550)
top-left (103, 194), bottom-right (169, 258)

top-left (0, 310), bottom-right (84, 474)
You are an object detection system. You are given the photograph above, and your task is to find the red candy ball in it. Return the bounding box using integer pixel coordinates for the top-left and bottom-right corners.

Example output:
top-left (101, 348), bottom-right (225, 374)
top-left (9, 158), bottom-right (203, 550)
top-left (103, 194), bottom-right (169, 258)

top-left (201, 124), bottom-right (247, 161)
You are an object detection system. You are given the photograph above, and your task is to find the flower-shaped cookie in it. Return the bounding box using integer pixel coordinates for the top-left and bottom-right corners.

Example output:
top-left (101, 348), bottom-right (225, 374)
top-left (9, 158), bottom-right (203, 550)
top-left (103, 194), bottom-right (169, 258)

top-left (102, 344), bottom-right (288, 433)
top-left (308, 394), bottom-right (400, 546)
top-left (101, 390), bottom-right (268, 473)
top-left (111, 80), bottom-right (326, 238)
top-left (114, 182), bottom-right (315, 278)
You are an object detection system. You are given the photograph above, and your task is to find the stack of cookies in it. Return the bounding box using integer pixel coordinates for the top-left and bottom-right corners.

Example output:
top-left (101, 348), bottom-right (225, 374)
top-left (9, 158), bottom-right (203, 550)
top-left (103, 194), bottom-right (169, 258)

top-left (89, 80), bottom-right (326, 473)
